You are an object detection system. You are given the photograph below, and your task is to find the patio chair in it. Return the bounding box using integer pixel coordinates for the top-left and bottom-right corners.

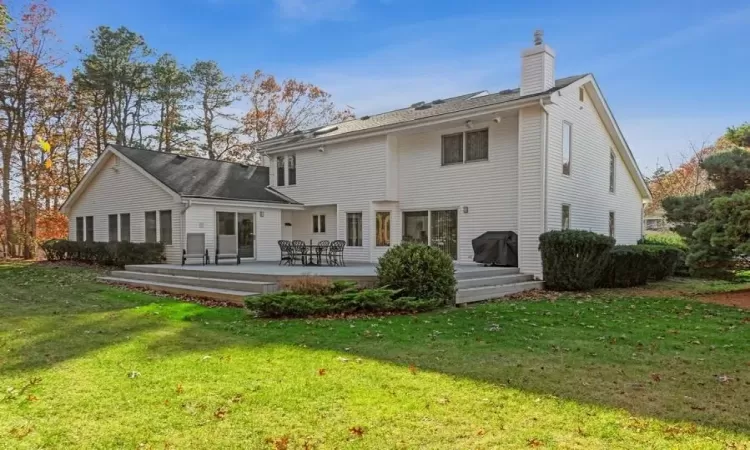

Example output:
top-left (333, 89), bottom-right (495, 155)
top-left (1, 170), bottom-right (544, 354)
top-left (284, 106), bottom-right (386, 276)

top-left (278, 240), bottom-right (293, 266)
top-left (183, 233), bottom-right (209, 265)
top-left (291, 240), bottom-right (308, 266)
top-left (215, 235), bottom-right (240, 265)
top-left (316, 240), bottom-right (330, 265)
top-left (329, 240), bottom-right (346, 266)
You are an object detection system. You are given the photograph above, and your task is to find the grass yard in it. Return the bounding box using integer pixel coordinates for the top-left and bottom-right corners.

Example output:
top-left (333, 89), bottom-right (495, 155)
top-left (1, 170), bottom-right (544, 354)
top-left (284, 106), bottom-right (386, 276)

top-left (0, 262), bottom-right (749, 449)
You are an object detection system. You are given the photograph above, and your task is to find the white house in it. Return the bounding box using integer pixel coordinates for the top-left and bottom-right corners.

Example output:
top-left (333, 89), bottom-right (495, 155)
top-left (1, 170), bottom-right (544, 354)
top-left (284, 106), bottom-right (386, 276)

top-left (61, 33), bottom-right (651, 278)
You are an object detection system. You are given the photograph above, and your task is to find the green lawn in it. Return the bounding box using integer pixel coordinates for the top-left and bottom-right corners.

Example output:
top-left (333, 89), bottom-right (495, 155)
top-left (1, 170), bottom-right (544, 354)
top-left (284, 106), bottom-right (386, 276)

top-left (1, 262), bottom-right (749, 449)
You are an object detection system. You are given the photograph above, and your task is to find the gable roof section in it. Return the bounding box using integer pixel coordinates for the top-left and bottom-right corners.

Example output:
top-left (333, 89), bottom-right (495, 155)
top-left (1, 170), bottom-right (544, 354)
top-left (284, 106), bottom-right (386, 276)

top-left (110, 145), bottom-right (299, 204)
top-left (259, 75), bottom-right (587, 152)
top-left (566, 75), bottom-right (651, 200)
top-left (62, 145), bottom-right (299, 213)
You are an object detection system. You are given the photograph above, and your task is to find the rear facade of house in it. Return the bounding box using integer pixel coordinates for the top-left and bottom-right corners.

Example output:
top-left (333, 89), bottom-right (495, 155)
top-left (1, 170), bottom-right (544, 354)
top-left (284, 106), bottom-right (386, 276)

top-left (63, 34), bottom-right (650, 277)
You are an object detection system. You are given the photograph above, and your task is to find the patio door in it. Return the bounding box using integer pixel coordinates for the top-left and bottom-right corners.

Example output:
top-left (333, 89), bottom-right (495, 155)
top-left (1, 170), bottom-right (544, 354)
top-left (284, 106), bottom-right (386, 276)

top-left (430, 210), bottom-right (458, 260)
top-left (216, 212), bottom-right (236, 255)
top-left (238, 213), bottom-right (255, 259)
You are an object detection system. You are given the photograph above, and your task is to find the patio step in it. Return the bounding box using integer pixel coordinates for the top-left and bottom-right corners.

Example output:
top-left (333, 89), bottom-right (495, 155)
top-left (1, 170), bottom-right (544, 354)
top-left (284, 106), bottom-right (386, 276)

top-left (456, 273), bottom-right (534, 289)
top-left (454, 266), bottom-right (520, 280)
top-left (98, 277), bottom-right (256, 305)
top-left (455, 281), bottom-right (545, 304)
top-left (124, 265), bottom-right (281, 282)
top-left (109, 271), bottom-right (277, 294)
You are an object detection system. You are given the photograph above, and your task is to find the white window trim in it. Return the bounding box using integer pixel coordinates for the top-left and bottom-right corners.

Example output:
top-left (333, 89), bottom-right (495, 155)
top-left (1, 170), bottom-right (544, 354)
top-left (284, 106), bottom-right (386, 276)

top-left (374, 211), bottom-right (391, 247)
top-left (441, 129), bottom-right (490, 166)
top-left (562, 121), bottom-right (572, 177)
top-left (345, 211), bottom-right (363, 247)
top-left (561, 204), bottom-right (571, 230)
top-left (609, 149), bottom-right (616, 194)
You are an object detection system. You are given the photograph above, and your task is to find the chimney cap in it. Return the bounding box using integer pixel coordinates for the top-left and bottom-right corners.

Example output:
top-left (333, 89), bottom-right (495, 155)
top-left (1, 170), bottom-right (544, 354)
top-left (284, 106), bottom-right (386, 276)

top-left (534, 29), bottom-right (544, 46)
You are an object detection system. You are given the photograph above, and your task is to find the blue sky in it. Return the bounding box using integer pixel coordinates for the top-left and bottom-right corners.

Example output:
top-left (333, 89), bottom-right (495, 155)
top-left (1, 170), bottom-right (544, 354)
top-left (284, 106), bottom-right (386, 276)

top-left (15, 0), bottom-right (750, 174)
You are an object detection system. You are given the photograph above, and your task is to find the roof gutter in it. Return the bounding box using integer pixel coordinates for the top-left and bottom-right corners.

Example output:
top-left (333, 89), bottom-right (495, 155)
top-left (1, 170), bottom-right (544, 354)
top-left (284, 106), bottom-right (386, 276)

top-left (260, 95), bottom-right (549, 154)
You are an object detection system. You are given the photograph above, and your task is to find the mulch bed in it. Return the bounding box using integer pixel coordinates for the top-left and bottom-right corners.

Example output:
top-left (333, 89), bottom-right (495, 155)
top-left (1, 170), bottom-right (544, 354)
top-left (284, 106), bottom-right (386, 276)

top-left (697, 289), bottom-right (750, 309)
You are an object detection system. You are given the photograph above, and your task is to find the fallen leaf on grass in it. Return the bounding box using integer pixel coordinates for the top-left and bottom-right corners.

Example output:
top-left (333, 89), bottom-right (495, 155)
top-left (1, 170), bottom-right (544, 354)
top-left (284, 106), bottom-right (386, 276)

top-left (176, 383), bottom-right (184, 394)
top-left (318, 368), bottom-right (327, 376)
top-left (527, 437), bottom-right (544, 447)
top-left (349, 426), bottom-right (365, 437)
top-left (664, 423), bottom-right (697, 437)
top-left (265, 436), bottom-right (289, 450)
top-left (476, 428), bottom-right (486, 436)
top-left (9, 425), bottom-right (33, 439)
top-left (231, 394), bottom-right (243, 403)
top-left (26, 395), bottom-right (38, 402)
top-left (408, 364), bottom-right (418, 375)
top-left (214, 406), bottom-right (229, 420)
top-left (127, 371), bottom-right (140, 379)
top-left (651, 373), bottom-right (661, 382)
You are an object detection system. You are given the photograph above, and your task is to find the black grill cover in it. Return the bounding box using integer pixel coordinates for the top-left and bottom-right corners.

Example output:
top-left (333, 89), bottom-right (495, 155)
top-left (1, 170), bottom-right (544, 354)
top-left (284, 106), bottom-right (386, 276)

top-left (472, 231), bottom-right (518, 266)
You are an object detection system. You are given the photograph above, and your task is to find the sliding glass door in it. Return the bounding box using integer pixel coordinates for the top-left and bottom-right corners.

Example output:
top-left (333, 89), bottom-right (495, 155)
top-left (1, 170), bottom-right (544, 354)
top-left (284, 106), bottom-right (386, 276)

top-left (402, 209), bottom-right (457, 260)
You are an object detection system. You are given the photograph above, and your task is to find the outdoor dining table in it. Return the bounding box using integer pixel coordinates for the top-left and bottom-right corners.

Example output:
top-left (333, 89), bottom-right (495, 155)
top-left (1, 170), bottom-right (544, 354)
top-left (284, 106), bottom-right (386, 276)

top-left (304, 240), bottom-right (328, 266)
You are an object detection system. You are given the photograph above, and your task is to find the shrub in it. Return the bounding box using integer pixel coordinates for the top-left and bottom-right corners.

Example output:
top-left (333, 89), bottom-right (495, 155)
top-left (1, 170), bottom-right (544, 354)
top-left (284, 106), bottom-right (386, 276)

top-left (376, 243), bottom-right (456, 302)
top-left (40, 239), bottom-right (164, 267)
top-left (598, 244), bottom-right (684, 288)
top-left (639, 232), bottom-right (687, 250)
top-left (245, 287), bottom-right (443, 318)
top-left (538, 230), bottom-right (615, 291)
top-left (279, 276), bottom-right (335, 296)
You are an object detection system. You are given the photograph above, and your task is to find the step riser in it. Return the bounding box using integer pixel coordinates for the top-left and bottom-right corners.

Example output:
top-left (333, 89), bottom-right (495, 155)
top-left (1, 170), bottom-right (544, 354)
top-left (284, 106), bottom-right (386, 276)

top-left (100, 278), bottom-right (249, 305)
top-left (456, 281), bottom-right (544, 304)
top-left (125, 265), bottom-right (279, 282)
top-left (454, 267), bottom-right (519, 280)
top-left (457, 274), bottom-right (534, 289)
top-left (110, 271), bottom-right (276, 293)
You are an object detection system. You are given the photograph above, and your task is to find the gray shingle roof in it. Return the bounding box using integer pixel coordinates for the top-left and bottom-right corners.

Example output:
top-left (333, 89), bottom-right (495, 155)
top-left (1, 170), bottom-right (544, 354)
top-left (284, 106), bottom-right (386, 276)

top-left (260, 74), bottom-right (587, 150)
top-left (111, 145), bottom-right (298, 204)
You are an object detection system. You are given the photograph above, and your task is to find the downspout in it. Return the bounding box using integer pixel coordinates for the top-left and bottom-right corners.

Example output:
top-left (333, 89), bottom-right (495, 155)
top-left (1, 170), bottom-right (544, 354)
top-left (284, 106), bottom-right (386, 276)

top-left (180, 198), bottom-right (192, 258)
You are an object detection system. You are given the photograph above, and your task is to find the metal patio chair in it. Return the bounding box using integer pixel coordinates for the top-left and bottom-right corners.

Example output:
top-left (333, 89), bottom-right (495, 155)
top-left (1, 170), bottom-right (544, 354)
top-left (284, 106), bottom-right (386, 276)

top-left (215, 235), bottom-right (240, 265)
top-left (316, 240), bottom-right (330, 265)
top-left (291, 240), bottom-right (308, 266)
top-left (183, 233), bottom-right (209, 265)
top-left (329, 240), bottom-right (346, 266)
top-left (278, 240), bottom-right (293, 266)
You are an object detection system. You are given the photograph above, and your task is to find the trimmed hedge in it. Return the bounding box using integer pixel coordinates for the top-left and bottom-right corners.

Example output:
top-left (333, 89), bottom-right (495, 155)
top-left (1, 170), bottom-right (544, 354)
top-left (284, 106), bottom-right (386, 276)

top-left (245, 286), bottom-right (443, 318)
top-left (598, 245), bottom-right (685, 289)
top-left (539, 230), bottom-right (615, 291)
top-left (376, 243), bottom-right (456, 302)
top-left (41, 239), bottom-right (164, 267)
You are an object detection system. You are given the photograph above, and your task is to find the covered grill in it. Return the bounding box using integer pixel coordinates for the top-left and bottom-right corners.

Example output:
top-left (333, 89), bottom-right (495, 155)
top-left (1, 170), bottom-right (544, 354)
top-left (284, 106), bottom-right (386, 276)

top-left (472, 231), bottom-right (518, 267)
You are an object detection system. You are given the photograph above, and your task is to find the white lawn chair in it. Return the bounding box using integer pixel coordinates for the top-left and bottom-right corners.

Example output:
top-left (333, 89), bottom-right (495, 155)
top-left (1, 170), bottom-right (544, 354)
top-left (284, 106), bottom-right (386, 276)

top-left (215, 235), bottom-right (240, 265)
top-left (182, 233), bottom-right (209, 265)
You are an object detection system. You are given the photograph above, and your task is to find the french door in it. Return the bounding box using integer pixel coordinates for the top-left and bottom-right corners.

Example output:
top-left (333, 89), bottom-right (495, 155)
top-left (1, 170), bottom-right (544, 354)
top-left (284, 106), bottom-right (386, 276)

top-left (402, 209), bottom-right (458, 260)
top-left (216, 211), bottom-right (256, 259)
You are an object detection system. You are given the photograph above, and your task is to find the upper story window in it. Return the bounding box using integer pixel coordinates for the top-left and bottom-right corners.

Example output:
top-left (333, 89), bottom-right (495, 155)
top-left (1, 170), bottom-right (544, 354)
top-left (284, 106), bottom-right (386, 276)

top-left (276, 156), bottom-right (285, 187)
top-left (579, 87), bottom-right (585, 102)
top-left (442, 129), bottom-right (489, 165)
top-left (609, 149), bottom-right (616, 193)
top-left (288, 154), bottom-right (296, 186)
top-left (441, 133), bottom-right (463, 165)
top-left (562, 121), bottom-right (572, 175)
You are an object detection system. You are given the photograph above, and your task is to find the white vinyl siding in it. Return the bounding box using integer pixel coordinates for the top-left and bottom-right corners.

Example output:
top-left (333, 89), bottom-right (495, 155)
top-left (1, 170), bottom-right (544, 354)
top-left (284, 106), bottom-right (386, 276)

top-left (545, 81), bottom-right (644, 245)
top-left (66, 153), bottom-right (182, 263)
top-left (398, 116), bottom-right (519, 263)
top-left (517, 107), bottom-right (545, 276)
top-left (272, 135), bottom-right (387, 261)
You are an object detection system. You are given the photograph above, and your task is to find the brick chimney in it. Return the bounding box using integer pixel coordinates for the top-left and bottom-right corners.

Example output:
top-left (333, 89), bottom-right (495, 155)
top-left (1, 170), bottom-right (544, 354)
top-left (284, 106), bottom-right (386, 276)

top-left (520, 30), bottom-right (555, 96)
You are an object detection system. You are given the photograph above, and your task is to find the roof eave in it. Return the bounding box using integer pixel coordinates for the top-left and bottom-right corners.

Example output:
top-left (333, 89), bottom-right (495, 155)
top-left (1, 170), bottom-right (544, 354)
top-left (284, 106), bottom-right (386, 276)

top-left (259, 95), bottom-right (549, 154)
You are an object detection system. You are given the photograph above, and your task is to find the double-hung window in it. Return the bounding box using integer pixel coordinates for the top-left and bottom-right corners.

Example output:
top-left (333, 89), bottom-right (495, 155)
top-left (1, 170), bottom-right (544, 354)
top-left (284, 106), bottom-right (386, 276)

top-left (609, 149), bottom-right (616, 193)
top-left (108, 214), bottom-right (118, 242)
top-left (288, 154), bottom-right (296, 185)
top-left (85, 216), bottom-right (94, 242)
top-left (561, 205), bottom-right (571, 230)
top-left (375, 212), bottom-right (391, 247)
top-left (145, 211), bottom-right (157, 243)
top-left (160, 210), bottom-right (172, 245)
top-left (120, 214), bottom-right (130, 242)
top-left (312, 214), bottom-right (326, 233)
top-left (609, 212), bottom-right (616, 238)
top-left (75, 217), bottom-right (84, 242)
top-left (276, 156), bottom-right (285, 187)
top-left (346, 213), bottom-right (362, 247)
top-left (562, 122), bottom-right (572, 175)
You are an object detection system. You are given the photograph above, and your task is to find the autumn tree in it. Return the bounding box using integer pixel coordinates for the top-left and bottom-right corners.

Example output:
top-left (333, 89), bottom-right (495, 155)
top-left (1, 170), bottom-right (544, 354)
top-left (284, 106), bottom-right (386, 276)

top-left (725, 122), bottom-right (750, 148)
top-left (645, 144), bottom-right (715, 216)
top-left (240, 69), bottom-right (354, 144)
top-left (149, 53), bottom-right (193, 152)
top-left (0, 1), bottom-right (62, 256)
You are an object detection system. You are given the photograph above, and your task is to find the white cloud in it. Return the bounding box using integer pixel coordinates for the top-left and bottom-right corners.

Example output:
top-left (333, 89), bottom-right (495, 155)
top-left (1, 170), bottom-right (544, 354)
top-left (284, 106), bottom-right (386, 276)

top-left (274, 0), bottom-right (357, 21)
